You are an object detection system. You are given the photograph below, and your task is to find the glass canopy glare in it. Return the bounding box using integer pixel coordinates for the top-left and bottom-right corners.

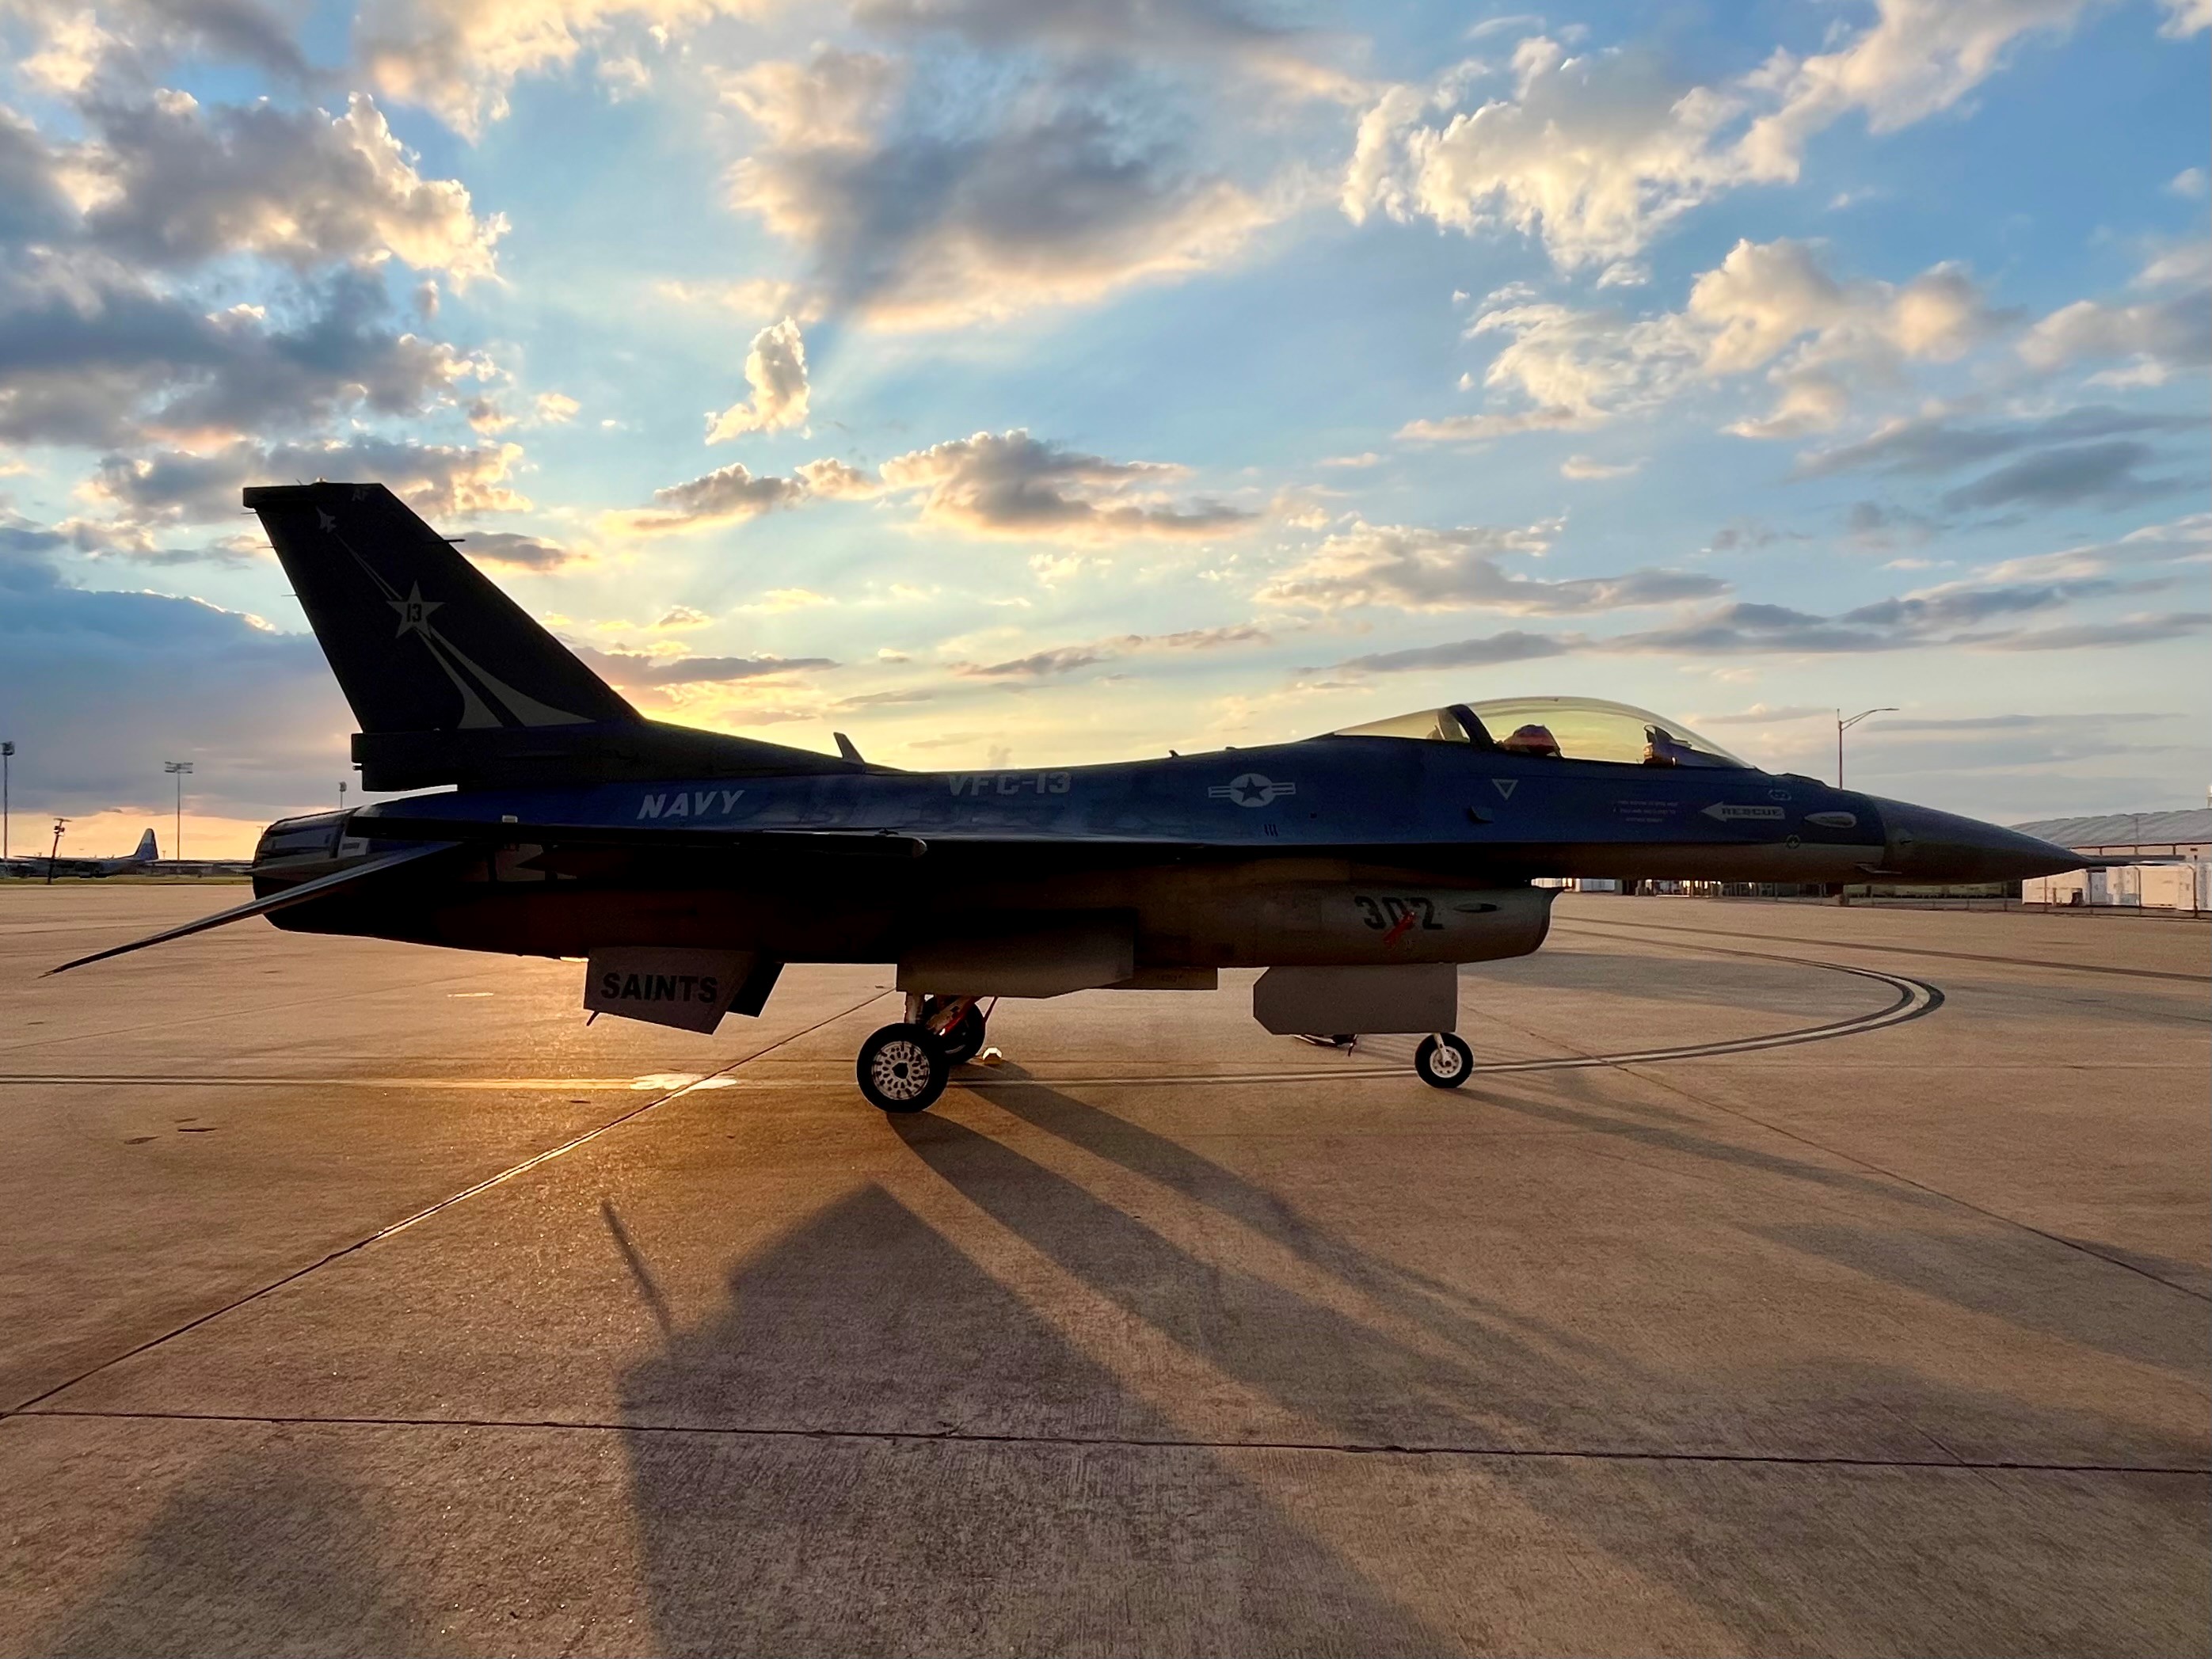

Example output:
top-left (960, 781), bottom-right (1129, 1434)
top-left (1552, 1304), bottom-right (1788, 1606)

top-left (1327, 697), bottom-right (1749, 770)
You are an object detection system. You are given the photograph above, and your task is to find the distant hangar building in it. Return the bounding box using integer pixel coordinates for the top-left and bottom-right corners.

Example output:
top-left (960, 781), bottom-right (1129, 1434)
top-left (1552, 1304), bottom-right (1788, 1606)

top-left (2011, 808), bottom-right (2212, 912)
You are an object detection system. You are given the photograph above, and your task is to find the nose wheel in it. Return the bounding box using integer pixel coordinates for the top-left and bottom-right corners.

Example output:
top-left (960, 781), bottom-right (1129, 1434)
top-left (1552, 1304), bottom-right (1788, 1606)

top-left (1413, 1032), bottom-right (1473, 1089)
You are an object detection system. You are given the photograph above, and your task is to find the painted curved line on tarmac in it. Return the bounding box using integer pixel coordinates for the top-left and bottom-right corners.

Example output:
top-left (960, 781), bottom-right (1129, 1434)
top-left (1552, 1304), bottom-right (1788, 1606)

top-left (0, 961), bottom-right (1944, 1094)
top-left (950, 956), bottom-right (1944, 1089)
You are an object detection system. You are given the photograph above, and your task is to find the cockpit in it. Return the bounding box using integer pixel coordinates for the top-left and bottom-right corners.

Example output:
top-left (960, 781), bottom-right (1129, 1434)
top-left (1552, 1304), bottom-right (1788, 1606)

top-left (1322, 696), bottom-right (1749, 770)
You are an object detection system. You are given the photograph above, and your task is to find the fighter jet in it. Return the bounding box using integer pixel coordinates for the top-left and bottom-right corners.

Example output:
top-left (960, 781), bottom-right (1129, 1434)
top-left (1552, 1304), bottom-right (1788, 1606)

top-left (52, 483), bottom-right (2084, 1111)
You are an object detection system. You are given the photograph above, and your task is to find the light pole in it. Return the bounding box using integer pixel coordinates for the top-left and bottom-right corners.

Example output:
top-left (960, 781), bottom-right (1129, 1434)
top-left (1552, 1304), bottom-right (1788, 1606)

top-left (1836, 707), bottom-right (1896, 789)
top-left (46, 817), bottom-right (64, 884)
top-left (338, 779), bottom-right (348, 812)
top-left (2, 740), bottom-right (12, 861)
top-left (164, 761), bottom-right (193, 862)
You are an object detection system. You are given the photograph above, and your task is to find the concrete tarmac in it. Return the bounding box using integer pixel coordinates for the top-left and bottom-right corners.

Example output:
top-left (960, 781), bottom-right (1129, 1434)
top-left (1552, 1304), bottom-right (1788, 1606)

top-left (1, 888), bottom-right (2205, 1656)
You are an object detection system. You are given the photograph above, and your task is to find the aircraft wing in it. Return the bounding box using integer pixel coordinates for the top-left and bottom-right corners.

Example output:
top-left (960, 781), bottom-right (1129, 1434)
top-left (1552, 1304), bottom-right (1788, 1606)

top-left (349, 812), bottom-right (1208, 857)
top-left (354, 812), bottom-right (935, 858)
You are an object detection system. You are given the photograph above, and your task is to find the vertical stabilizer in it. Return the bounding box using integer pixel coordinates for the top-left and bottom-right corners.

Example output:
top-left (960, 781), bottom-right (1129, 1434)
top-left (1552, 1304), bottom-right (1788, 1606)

top-left (244, 482), bottom-right (637, 735)
top-left (134, 828), bottom-right (157, 862)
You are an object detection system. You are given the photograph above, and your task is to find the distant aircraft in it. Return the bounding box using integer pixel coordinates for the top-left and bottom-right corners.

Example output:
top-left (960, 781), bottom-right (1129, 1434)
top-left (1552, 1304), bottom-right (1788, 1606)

top-left (53, 483), bottom-right (2084, 1110)
top-left (16, 826), bottom-right (160, 879)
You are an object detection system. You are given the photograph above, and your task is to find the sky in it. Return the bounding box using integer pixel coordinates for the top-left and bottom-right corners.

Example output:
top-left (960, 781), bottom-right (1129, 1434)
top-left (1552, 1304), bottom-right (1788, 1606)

top-left (0, 0), bottom-right (2205, 860)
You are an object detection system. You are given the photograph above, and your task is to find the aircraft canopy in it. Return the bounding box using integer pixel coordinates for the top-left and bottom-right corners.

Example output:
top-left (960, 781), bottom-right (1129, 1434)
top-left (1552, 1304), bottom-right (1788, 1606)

top-left (1327, 696), bottom-right (1748, 770)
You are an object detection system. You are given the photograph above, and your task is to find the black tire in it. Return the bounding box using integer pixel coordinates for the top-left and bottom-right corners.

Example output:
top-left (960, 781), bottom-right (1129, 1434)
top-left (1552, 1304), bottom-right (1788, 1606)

top-left (1414, 1032), bottom-right (1473, 1090)
top-left (938, 1005), bottom-right (988, 1066)
top-left (857, 1023), bottom-right (949, 1113)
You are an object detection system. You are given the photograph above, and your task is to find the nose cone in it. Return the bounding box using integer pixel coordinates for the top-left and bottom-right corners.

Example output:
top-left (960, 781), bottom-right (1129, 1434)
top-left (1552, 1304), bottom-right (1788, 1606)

top-left (1868, 797), bottom-right (2083, 883)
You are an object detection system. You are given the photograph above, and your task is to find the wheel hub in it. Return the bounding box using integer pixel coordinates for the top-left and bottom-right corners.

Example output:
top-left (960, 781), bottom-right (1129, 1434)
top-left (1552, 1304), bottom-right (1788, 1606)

top-left (870, 1040), bottom-right (934, 1101)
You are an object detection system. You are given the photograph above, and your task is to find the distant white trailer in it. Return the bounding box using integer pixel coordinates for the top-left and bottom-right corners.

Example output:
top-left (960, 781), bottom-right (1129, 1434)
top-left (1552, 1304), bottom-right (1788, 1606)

top-left (2024, 869), bottom-right (2091, 906)
top-left (2139, 862), bottom-right (2210, 911)
top-left (2026, 863), bottom-right (2208, 911)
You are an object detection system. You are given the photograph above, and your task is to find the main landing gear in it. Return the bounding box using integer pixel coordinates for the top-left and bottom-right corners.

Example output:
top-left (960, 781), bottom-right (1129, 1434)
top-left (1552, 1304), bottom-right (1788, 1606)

top-left (856, 995), bottom-right (988, 1113)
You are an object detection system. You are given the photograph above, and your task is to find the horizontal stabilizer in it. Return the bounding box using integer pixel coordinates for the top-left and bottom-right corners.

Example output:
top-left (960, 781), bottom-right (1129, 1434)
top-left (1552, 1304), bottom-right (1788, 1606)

top-left (47, 843), bottom-right (453, 976)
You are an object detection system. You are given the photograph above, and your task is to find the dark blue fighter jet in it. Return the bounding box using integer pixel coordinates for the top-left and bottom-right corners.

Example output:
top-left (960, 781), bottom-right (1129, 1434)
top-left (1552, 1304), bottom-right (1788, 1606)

top-left (55, 483), bottom-right (2083, 1111)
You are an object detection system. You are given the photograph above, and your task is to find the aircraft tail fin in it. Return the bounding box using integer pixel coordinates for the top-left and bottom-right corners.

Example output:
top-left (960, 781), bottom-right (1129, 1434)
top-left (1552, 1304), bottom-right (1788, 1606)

top-left (135, 828), bottom-right (157, 861)
top-left (244, 482), bottom-right (637, 736)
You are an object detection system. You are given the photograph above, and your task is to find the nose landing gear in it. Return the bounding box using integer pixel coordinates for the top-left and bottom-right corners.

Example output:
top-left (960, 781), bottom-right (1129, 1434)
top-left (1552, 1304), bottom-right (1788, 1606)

top-left (1413, 1031), bottom-right (1473, 1089)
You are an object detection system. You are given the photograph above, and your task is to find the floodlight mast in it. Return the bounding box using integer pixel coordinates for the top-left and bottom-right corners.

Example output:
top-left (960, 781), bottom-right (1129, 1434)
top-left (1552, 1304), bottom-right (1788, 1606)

top-left (2, 740), bottom-right (13, 861)
top-left (1836, 707), bottom-right (1897, 789)
top-left (165, 760), bottom-right (194, 862)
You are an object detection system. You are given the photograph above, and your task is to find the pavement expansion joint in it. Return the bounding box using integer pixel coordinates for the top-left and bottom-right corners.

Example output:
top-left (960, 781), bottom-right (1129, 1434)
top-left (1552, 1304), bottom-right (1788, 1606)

top-left (13, 1407), bottom-right (2210, 1478)
top-left (0, 990), bottom-right (892, 1421)
top-left (1475, 957), bottom-right (2212, 1307)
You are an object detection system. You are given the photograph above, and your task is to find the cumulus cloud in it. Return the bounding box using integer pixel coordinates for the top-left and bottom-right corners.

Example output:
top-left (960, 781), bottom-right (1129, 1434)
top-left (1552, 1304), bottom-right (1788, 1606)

top-left (1612, 580), bottom-right (2196, 656)
top-left (355, 0), bottom-right (750, 137)
top-left (1936, 439), bottom-right (2185, 513)
top-left (1422, 238), bottom-right (1992, 442)
top-left (70, 437), bottom-right (528, 558)
top-left (10, 0), bottom-right (316, 95)
top-left (1255, 519), bottom-right (1723, 613)
top-left (851, 0), bottom-right (1357, 96)
top-left (1343, 39), bottom-right (1755, 270)
top-left (0, 535), bottom-right (350, 824)
top-left (2018, 242), bottom-right (2211, 386)
top-left (722, 48), bottom-right (1276, 330)
top-left (1398, 405), bottom-right (1597, 443)
top-left (954, 643), bottom-right (1118, 679)
top-left (878, 428), bottom-right (1254, 542)
top-left (0, 83), bottom-right (502, 455)
top-left (72, 90), bottom-right (504, 281)
top-left (950, 622), bottom-right (1271, 679)
top-left (1971, 512), bottom-right (2211, 585)
top-left (574, 646), bottom-right (837, 687)
top-left (706, 317), bottom-right (809, 440)
top-left (1346, 4), bottom-right (2096, 269)
top-left (0, 261), bottom-right (489, 449)
top-left (460, 531), bottom-right (585, 572)
top-left (626, 459), bottom-right (810, 532)
top-left (1795, 405), bottom-right (2200, 513)
top-left (1319, 557), bottom-right (2212, 672)
top-left (619, 453), bottom-right (892, 534)
top-left (1329, 629), bottom-right (1575, 675)
top-left (1988, 611), bottom-right (2212, 649)
top-left (792, 457), bottom-right (878, 499)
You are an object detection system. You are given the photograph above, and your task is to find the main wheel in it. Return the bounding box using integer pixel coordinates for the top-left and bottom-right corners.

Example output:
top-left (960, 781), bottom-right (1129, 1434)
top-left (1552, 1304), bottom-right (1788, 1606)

top-left (857, 1023), bottom-right (949, 1113)
top-left (938, 1004), bottom-right (988, 1066)
top-left (1413, 1032), bottom-right (1473, 1090)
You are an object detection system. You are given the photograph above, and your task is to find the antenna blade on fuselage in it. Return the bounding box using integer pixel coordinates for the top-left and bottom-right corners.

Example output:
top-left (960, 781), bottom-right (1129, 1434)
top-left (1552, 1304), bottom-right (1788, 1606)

top-left (45, 843), bottom-right (453, 976)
